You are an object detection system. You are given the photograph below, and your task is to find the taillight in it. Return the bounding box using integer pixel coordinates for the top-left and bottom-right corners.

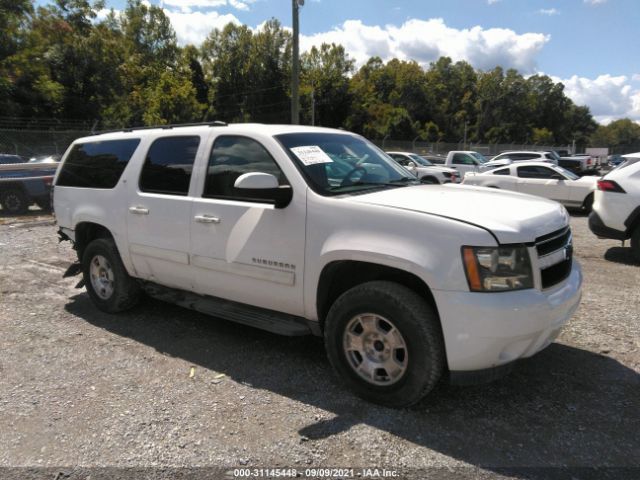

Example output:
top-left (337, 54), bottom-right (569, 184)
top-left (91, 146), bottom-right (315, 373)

top-left (587, 158), bottom-right (592, 165)
top-left (597, 180), bottom-right (626, 193)
top-left (43, 176), bottom-right (53, 186)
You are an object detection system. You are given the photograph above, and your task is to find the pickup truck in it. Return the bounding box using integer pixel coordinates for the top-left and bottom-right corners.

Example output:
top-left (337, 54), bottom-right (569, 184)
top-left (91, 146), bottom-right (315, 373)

top-left (53, 123), bottom-right (582, 407)
top-left (558, 154), bottom-right (599, 175)
top-left (386, 151), bottom-right (459, 184)
top-left (427, 151), bottom-right (489, 178)
top-left (0, 162), bottom-right (57, 214)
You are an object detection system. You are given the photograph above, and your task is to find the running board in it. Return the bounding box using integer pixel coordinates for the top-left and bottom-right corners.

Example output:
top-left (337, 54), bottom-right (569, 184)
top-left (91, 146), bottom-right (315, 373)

top-left (142, 282), bottom-right (315, 336)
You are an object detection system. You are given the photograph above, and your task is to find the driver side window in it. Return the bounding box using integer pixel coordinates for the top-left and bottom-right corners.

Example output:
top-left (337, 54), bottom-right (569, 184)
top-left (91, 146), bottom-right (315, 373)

top-left (203, 136), bottom-right (289, 201)
top-left (517, 166), bottom-right (557, 179)
top-left (452, 153), bottom-right (475, 165)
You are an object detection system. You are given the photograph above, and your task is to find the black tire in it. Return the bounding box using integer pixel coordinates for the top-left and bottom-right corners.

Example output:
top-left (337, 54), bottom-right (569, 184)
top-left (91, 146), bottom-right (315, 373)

top-left (81, 238), bottom-right (142, 313)
top-left (631, 226), bottom-right (640, 263)
top-left (582, 193), bottom-right (594, 213)
top-left (0, 188), bottom-right (30, 215)
top-left (35, 198), bottom-right (52, 212)
top-left (420, 176), bottom-right (439, 185)
top-left (324, 281), bottom-right (445, 407)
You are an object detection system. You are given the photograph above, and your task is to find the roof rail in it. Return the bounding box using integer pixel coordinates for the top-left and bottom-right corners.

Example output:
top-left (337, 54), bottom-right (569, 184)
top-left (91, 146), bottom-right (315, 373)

top-left (96, 120), bottom-right (227, 135)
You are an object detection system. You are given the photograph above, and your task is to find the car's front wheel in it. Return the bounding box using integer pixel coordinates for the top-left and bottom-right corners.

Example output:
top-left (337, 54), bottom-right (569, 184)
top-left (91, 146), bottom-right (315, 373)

top-left (324, 281), bottom-right (445, 407)
top-left (82, 238), bottom-right (142, 313)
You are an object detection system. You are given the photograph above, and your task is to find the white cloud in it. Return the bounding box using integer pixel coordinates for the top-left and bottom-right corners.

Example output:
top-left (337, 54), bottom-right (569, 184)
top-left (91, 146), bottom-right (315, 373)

top-left (300, 18), bottom-right (549, 74)
top-left (553, 74), bottom-right (640, 123)
top-left (163, 9), bottom-right (241, 45)
top-left (538, 8), bottom-right (560, 16)
top-left (487, 0), bottom-right (501, 4)
top-left (584, 0), bottom-right (607, 4)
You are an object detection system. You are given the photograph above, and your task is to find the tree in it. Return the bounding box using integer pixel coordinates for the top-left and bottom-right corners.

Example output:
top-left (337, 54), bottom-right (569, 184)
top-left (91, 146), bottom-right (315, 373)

top-left (301, 43), bottom-right (354, 127)
top-left (590, 119), bottom-right (640, 149)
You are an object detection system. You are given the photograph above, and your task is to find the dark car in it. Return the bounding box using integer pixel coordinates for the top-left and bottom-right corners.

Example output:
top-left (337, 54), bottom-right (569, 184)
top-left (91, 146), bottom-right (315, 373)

top-left (0, 154), bottom-right (26, 164)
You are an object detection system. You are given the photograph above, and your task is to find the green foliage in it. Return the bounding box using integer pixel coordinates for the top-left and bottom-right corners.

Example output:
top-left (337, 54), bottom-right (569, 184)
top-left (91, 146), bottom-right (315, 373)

top-left (0, 8), bottom-right (607, 146)
top-left (590, 119), bottom-right (640, 148)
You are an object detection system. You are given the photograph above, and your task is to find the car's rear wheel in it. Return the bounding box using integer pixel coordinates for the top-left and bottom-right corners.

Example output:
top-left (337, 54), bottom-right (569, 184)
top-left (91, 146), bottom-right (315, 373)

top-left (582, 193), bottom-right (594, 213)
top-left (82, 238), bottom-right (142, 313)
top-left (324, 281), bottom-right (445, 407)
top-left (631, 226), bottom-right (640, 262)
top-left (0, 189), bottom-right (30, 215)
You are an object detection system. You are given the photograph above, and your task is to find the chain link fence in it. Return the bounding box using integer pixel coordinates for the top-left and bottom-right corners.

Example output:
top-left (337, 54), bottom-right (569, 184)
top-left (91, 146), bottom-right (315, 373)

top-left (370, 139), bottom-right (574, 157)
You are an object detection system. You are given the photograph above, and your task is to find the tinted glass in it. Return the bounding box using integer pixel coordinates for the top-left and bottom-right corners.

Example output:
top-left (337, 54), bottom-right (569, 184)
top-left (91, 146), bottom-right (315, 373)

top-left (517, 166), bottom-right (557, 179)
top-left (452, 153), bottom-right (475, 165)
top-left (57, 139), bottom-right (140, 188)
top-left (139, 136), bottom-right (199, 196)
top-left (204, 136), bottom-right (288, 201)
top-left (493, 168), bottom-right (510, 175)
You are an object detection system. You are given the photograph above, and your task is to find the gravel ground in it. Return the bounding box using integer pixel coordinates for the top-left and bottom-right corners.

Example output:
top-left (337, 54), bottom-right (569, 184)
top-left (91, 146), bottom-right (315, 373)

top-left (0, 210), bottom-right (638, 480)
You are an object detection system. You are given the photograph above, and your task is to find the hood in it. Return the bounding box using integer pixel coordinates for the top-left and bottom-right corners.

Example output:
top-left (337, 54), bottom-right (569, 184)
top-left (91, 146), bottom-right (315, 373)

top-left (352, 184), bottom-right (569, 244)
top-left (417, 165), bottom-right (456, 174)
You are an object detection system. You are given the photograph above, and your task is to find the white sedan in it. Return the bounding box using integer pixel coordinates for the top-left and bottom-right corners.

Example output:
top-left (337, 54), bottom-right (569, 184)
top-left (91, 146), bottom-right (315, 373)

top-left (463, 161), bottom-right (598, 212)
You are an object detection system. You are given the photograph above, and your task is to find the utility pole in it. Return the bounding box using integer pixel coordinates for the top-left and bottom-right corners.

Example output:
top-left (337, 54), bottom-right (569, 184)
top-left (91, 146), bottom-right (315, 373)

top-left (311, 89), bottom-right (315, 126)
top-left (291, 0), bottom-right (303, 125)
top-left (463, 121), bottom-right (468, 150)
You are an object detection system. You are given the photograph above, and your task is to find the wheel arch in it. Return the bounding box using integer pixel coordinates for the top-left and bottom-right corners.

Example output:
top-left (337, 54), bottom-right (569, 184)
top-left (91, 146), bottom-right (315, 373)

top-left (316, 260), bottom-right (439, 332)
top-left (74, 221), bottom-right (115, 261)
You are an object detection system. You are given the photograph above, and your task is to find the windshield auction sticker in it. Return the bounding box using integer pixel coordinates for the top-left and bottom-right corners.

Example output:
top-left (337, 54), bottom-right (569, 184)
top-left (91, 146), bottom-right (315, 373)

top-left (291, 146), bottom-right (333, 165)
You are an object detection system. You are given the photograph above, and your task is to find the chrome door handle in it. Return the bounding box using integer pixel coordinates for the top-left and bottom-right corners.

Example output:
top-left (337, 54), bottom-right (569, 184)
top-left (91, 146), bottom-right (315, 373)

top-left (129, 206), bottom-right (149, 215)
top-left (194, 214), bottom-right (220, 224)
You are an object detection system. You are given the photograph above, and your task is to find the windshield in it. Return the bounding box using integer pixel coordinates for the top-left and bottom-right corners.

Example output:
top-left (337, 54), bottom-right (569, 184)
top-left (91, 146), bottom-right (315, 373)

top-left (276, 132), bottom-right (418, 195)
top-left (409, 154), bottom-right (432, 166)
top-left (552, 165), bottom-right (579, 180)
top-left (469, 152), bottom-right (488, 163)
top-left (548, 151), bottom-right (561, 162)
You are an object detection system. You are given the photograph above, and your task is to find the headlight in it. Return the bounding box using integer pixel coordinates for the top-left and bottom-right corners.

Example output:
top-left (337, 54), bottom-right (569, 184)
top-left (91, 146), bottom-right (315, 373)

top-left (462, 246), bottom-right (533, 292)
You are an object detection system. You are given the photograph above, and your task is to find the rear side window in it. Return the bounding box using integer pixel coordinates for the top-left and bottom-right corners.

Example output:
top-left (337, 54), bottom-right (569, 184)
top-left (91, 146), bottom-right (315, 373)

top-left (517, 166), bottom-right (555, 179)
top-left (493, 168), bottom-right (510, 175)
top-left (56, 139), bottom-right (140, 188)
top-left (203, 136), bottom-right (288, 202)
top-left (452, 153), bottom-right (475, 165)
top-left (139, 136), bottom-right (200, 196)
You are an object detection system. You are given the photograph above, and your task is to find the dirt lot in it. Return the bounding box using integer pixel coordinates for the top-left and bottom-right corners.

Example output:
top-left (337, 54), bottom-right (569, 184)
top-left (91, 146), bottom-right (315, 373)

top-left (0, 211), bottom-right (638, 479)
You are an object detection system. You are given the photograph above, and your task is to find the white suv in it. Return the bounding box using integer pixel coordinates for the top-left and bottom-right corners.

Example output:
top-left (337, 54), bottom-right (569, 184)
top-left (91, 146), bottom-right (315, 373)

top-left (53, 123), bottom-right (582, 406)
top-left (491, 151), bottom-right (560, 164)
top-left (589, 153), bottom-right (640, 261)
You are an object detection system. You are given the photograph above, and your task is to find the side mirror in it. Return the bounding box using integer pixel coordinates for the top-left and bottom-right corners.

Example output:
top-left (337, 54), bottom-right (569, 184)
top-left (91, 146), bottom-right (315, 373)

top-left (233, 172), bottom-right (293, 209)
top-left (550, 173), bottom-right (564, 180)
top-left (234, 172), bottom-right (279, 189)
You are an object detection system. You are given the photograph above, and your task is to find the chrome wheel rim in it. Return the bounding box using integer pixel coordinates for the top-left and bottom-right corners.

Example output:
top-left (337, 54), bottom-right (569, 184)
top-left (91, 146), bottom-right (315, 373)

top-left (343, 313), bottom-right (409, 386)
top-left (89, 255), bottom-right (114, 300)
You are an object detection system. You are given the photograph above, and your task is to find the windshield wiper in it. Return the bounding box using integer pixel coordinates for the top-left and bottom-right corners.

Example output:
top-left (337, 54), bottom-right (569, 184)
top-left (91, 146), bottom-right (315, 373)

top-left (330, 178), bottom-right (418, 190)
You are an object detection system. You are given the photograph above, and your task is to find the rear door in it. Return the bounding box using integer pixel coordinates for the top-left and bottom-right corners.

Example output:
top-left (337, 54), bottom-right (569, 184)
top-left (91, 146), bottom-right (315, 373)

top-left (126, 135), bottom-right (204, 291)
top-left (189, 134), bottom-right (306, 316)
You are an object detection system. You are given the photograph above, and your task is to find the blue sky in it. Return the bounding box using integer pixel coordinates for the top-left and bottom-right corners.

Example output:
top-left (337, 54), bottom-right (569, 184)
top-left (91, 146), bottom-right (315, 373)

top-left (78, 0), bottom-right (640, 122)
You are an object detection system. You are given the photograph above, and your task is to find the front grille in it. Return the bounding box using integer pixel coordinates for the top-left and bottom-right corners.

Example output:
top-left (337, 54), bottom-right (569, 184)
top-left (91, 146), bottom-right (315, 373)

top-left (535, 226), bottom-right (573, 289)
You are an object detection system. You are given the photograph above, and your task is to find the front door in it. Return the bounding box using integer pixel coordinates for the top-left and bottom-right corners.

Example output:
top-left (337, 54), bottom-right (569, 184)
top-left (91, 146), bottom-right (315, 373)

top-left (515, 165), bottom-right (567, 202)
top-left (189, 135), bottom-right (306, 316)
top-left (127, 135), bottom-right (203, 291)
